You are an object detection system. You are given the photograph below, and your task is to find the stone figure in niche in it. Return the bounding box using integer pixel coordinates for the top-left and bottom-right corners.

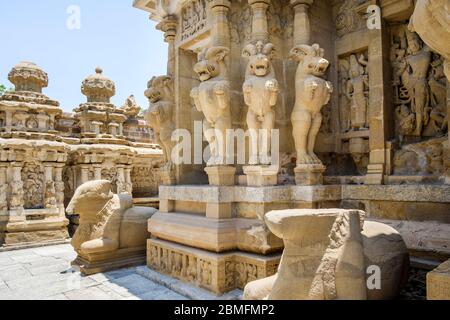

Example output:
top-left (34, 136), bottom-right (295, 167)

top-left (338, 60), bottom-right (351, 132)
top-left (289, 44), bottom-right (333, 165)
top-left (347, 54), bottom-right (369, 130)
top-left (191, 46), bottom-right (232, 166)
top-left (428, 56), bottom-right (448, 135)
top-left (145, 76), bottom-right (175, 170)
top-left (242, 41), bottom-right (279, 165)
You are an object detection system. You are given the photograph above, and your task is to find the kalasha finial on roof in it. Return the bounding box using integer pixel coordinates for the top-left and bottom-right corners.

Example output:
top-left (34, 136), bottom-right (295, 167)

top-left (8, 61), bottom-right (49, 93)
top-left (81, 67), bottom-right (116, 103)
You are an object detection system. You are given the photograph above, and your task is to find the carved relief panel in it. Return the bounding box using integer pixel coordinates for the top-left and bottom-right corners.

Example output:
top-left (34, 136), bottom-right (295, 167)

top-left (391, 23), bottom-right (448, 142)
top-left (22, 162), bottom-right (44, 209)
top-left (181, 0), bottom-right (208, 42)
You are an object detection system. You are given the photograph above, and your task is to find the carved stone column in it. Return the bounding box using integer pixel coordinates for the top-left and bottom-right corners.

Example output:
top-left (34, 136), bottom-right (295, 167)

top-left (209, 0), bottom-right (231, 47)
top-left (125, 167), bottom-right (133, 194)
top-left (0, 164), bottom-right (7, 212)
top-left (157, 16), bottom-right (178, 77)
top-left (94, 165), bottom-right (102, 180)
top-left (291, 0), bottom-right (314, 45)
top-left (116, 166), bottom-right (126, 194)
top-left (44, 164), bottom-right (57, 209)
top-left (249, 0), bottom-right (270, 42)
top-left (9, 163), bottom-right (24, 211)
top-left (80, 165), bottom-right (90, 186)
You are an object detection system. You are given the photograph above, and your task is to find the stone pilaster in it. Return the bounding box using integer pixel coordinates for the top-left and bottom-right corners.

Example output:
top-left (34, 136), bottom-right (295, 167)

top-left (54, 165), bottom-right (65, 210)
top-left (9, 163), bottom-right (24, 211)
top-left (0, 164), bottom-right (7, 212)
top-left (209, 0), bottom-right (231, 47)
top-left (249, 0), bottom-right (270, 43)
top-left (156, 16), bottom-right (178, 77)
top-left (125, 167), bottom-right (133, 194)
top-left (94, 165), bottom-right (102, 180)
top-left (365, 18), bottom-right (393, 185)
top-left (291, 0), bottom-right (314, 45)
top-left (44, 164), bottom-right (57, 209)
top-left (80, 165), bottom-right (90, 186)
top-left (116, 166), bottom-right (126, 194)
top-left (445, 80), bottom-right (450, 184)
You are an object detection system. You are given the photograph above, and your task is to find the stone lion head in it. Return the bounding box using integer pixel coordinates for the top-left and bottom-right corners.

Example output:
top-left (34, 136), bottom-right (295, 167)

top-left (242, 41), bottom-right (276, 77)
top-left (194, 46), bottom-right (229, 82)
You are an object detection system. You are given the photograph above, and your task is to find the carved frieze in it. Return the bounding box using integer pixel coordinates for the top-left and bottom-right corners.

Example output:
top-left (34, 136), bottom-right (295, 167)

top-left (181, 0), bottom-right (208, 42)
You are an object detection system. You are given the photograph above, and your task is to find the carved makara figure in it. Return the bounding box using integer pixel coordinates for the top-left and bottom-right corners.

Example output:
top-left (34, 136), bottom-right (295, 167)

top-left (145, 76), bottom-right (175, 170)
top-left (347, 54), bottom-right (369, 130)
top-left (242, 41), bottom-right (279, 165)
top-left (289, 44), bottom-right (333, 165)
top-left (191, 46), bottom-right (232, 166)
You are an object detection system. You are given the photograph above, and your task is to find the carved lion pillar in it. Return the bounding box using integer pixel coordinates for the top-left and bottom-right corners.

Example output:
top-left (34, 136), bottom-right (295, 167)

top-left (249, 0), bottom-right (270, 43)
top-left (209, 0), bottom-right (231, 47)
top-left (157, 16), bottom-right (178, 77)
top-left (0, 164), bottom-right (7, 212)
top-left (291, 0), bottom-right (314, 45)
top-left (9, 163), bottom-right (24, 211)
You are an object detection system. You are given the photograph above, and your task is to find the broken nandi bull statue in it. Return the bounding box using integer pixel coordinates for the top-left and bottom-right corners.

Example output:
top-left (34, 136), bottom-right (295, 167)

top-left (244, 209), bottom-right (409, 300)
top-left (67, 180), bottom-right (156, 275)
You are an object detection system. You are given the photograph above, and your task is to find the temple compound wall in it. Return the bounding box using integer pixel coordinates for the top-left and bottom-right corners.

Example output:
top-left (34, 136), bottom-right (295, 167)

top-left (0, 62), bottom-right (163, 248)
top-left (133, 0), bottom-right (450, 296)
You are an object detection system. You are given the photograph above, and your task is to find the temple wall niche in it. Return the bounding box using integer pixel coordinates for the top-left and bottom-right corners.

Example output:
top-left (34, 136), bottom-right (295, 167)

top-left (389, 21), bottom-right (448, 180)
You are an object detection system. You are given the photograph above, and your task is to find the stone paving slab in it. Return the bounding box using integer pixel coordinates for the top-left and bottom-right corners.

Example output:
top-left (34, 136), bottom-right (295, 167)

top-left (0, 244), bottom-right (189, 300)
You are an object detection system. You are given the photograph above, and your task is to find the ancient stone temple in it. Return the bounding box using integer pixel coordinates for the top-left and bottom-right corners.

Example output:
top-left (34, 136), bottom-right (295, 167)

top-left (0, 63), bottom-right (163, 248)
top-left (133, 0), bottom-right (450, 297)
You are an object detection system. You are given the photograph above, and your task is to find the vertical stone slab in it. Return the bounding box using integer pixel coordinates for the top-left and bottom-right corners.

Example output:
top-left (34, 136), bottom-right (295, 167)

top-left (365, 17), bottom-right (392, 185)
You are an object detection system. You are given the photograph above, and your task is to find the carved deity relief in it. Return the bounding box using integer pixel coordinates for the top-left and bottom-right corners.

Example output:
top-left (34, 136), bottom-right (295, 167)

top-left (44, 180), bottom-right (57, 209)
top-left (191, 46), bottom-right (232, 166)
top-left (181, 0), bottom-right (208, 41)
top-left (339, 53), bottom-right (369, 131)
top-left (22, 163), bottom-right (44, 209)
top-left (145, 76), bottom-right (176, 170)
top-left (242, 41), bottom-right (279, 165)
top-left (391, 24), bottom-right (447, 140)
top-left (289, 44), bottom-right (333, 165)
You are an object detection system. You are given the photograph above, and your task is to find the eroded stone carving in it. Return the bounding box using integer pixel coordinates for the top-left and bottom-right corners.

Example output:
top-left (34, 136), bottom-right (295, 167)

top-left (67, 180), bottom-right (156, 275)
top-left (181, 0), bottom-right (208, 41)
top-left (242, 41), bottom-right (279, 165)
top-left (289, 44), bottom-right (333, 166)
top-left (145, 76), bottom-right (175, 170)
top-left (191, 46), bottom-right (232, 166)
top-left (391, 25), bottom-right (447, 139)
top-left (244, 209), bottom-right (409, 300)
top-left (340, 53), bottom-right (369, 131)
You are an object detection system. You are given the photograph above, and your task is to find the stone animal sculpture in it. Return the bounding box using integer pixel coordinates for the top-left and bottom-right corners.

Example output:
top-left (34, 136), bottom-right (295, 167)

top-left (409, 0), bottom-right (450, 81)
top-left (289, 44), bottom-right (333, 165)
top-left (67, 180), bottom-right (156, 275)
top-left (242, 41), bottom-right (279, 165)
top-left (244, 209), bottom-right (409, 300)
top-left (191, 46), bottom-right (232, 166)
top-left (145, 76), bottom-right (175, 169)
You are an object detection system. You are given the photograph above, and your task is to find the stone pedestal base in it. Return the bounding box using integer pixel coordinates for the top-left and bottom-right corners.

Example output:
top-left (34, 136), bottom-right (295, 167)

top-left (147, 239), bottom-right (280, 295)
top-left (205, 166), bottom-right (236, 186)
top-left (294, 164), bottom-right (326, 186)
top-left (72, 246), bottom-right (146, 275)
top-left (243, 166), bottom-right (279, 187)
top-left (427, 259), bottom-right (450, 300)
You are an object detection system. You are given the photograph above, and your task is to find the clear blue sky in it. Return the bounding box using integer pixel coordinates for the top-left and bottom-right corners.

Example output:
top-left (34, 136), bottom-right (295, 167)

top-left (0, 0), bottom-right (167, 112)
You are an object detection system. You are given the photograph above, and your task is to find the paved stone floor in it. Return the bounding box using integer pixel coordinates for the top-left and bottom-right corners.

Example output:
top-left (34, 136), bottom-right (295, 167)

top-left (0, 244), bottom-right (188, 300)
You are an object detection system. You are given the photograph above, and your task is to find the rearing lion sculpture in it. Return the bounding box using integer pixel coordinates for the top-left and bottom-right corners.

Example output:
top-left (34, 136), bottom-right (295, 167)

top-left (289, 44), bottom-right (333, 165)
top-left (242, 41), bottom-right (279, 165)
top-left (190, 46), bottom-right (232, 166)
